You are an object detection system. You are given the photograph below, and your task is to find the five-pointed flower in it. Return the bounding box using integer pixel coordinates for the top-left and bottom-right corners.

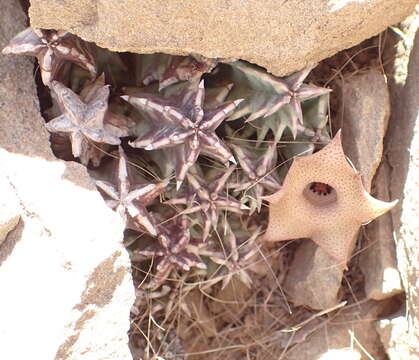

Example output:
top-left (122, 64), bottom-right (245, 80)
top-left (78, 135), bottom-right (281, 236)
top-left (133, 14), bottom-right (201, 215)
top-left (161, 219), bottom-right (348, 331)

top-left (122, 80), bottom-right (243, 188)
top-left (45, 80), bottom-right (121, 162)
top-left (166, 165), bottom-right (243, 240)
top-left (2, 27), bottom-right (96, 86)
top-left (95, 146), bottom-right (168, 236)
top-left (230, 142), bottom-right (281, 213)
top-left (135, 216), bottom-right (206, 284)
top-left (264, 130), bottom-right (398, 269)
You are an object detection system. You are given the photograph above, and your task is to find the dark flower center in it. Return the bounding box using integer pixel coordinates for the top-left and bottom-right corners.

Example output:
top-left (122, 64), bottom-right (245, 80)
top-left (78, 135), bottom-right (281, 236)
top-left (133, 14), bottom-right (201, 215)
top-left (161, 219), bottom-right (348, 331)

top-left (309, 182), bottom-right (333, 196)
top-left (303, 182), bottom-right (337, 207)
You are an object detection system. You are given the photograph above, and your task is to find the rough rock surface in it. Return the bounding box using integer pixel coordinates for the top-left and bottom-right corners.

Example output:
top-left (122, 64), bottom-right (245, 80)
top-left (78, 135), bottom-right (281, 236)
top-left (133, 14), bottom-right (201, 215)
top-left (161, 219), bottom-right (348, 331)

top-left (383, 15), bottom-right (419, 357)
top-left (284, 241), bottom-right (343, 310)
top-left (360, 161), bottom-right (403, 300)
top-left (339, 68), bottom-right (390, 192)
top-left (335, 67), bottom-right (402, 300)
top-left (28, 0), bottom-right (416, 76)
top-left (376, 313), bottom-right (412, 360)
top-left (0, 2), bottom-right (134, 360)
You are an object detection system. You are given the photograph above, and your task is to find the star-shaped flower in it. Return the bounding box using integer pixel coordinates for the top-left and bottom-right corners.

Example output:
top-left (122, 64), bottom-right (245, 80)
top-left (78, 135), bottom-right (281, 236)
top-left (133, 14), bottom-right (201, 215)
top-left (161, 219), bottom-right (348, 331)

top-left (230, 142), bottom-right (281, 214)
top-left (166, 165), bottom-right (243, 240)
top-left (226, 61), bottom-right (330, 137)
top-left (264, 131), bottom-right (398, 269)
top-left (136, 216), bottom-right (206, 284)
top-left (95, 146), bottom-right (168, 235)
top-left (45, 80), bottom-right (121, 163)
top-left (123, 80), bottom-right (243, 188)
top-left (2, 27), bottom-right (96, 86)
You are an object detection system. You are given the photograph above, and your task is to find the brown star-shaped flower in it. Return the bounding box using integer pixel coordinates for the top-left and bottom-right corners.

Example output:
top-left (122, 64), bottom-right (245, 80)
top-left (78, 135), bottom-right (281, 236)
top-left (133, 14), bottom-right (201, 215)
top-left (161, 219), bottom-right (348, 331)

top-left (136, 216), bottom-right (206, 284)
top-left (95, 146), bottom-right (168, 235)
top-left (45, 80), bottom-right (121, 163)
top-left (230, 142), bottom-right (281, 214)
top-left (166, 165), bottom-right (243, 240)
top-left (264, 130), bottom-right (398, 269)
top-left (2, 27), bottom-right (96, 86)
top-left (123, 80), bottom-right (242, 188)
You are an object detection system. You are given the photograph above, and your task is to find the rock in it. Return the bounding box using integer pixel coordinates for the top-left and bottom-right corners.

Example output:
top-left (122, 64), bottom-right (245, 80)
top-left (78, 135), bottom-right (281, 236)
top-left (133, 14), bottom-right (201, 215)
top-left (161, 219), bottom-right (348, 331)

top-left (314, 350), bottom-right (361, 360)
top-left (382, 14), bottom-right (419, 358)
top-left (339, 68), bottom-right (390, 191)
top-left (376, 313), bottom-right (414, 360)
top-left (360, 161), bottom-right (403, 300)
top-left (0, 176), bottom-right (21, 245)
top-left (336, 66), bottom-right (401, 301)
top-left (0, 2), bottom-right (135, 360)
top-left (283, 300), bottom-right (391, 360)
top-left (284, 241), bottom-right (343, 310)
top-left (28, 0), bottom-right (416, 76)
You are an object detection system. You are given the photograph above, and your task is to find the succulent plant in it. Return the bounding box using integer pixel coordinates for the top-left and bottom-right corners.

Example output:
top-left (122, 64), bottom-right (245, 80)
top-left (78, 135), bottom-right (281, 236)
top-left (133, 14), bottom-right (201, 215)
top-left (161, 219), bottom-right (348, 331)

top-left (135, 53), bottom-right (220, 90)
top-left (45, 73), bottom-right (134, 166)
top-left (166, 164), bottom-right (243, 240)
top-left (133, 215), bottom-right (206, 285)
top-left (45, 80), bottom-right (123, 165)
top-left (2, 25), bottom-right (337, 297)
top-left (123, 79), bottom-right (243, 188)
top-left (192, 217), bottom-right (263, 289)
top-left (95, 146), bottom-right (168, 236)
top-left (217, 61), bottom-right (330, 137)
top-left (230, 142), bottom-right (281, 214)
top-left (2, 27), bottom-right (96, 86)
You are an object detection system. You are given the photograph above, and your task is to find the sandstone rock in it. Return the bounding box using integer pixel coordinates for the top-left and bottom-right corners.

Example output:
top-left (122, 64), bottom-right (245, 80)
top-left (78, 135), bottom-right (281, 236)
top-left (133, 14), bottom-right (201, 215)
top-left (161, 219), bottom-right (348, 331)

top-left (360, 161), bottom-right (403, 300)
top-left (0, 2), bottom-right (134, 359)
top-left (339, 68), bottom-right (390, 192)
top-left (0, 176), bottom-right (21, 245)
top-left (335, 66), bottom-right (402, 301)
top-left (28, 0), bottom-right (416, 76)
top-left (284, 241), bottom-right (343, 310)
top-left (383, 14), bottom-right (419, 358)
top-left (376, 314), bottom-right (414, 360)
